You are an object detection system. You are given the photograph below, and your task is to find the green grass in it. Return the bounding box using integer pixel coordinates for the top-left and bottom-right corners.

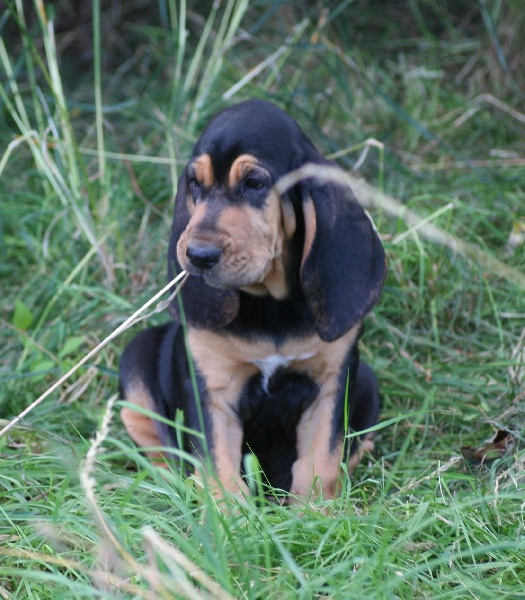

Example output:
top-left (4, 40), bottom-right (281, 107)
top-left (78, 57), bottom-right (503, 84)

top-left (1, 0), bottom-right (524, 598)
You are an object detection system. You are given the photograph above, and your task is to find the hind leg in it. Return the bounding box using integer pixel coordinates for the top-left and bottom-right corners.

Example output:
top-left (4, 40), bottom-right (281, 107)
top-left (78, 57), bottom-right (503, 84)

top-left (347, 361), bottom-right (381, 470)
top-left (120, 325), bottom-right (170, 463)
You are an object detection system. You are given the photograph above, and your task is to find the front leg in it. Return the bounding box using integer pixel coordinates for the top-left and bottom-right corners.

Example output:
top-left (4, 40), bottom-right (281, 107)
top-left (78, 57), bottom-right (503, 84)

top-left (198, 397), bottom-right (249, 498)
top-left (290, 360), bottom-right (378, 503)
top-left (289, 329), bottom-right (362, 503)
top-left (290, 380), bottom-right (344, 502)
top-left (188, 329), bottom-right (256, 499)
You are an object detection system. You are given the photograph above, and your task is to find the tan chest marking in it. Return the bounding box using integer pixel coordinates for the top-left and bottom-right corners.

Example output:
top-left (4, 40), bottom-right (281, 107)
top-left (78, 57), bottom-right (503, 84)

top-left (188, 326), bottom-right (360, 404)
top-left (251, 352), bottom-right (315, 391)
top-left (189, 325), bottom-right (360, 499)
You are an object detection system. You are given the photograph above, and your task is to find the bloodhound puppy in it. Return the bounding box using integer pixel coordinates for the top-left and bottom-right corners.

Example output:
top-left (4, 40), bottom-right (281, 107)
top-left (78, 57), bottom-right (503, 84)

top-left (120, 99), bottom-right (386, 502)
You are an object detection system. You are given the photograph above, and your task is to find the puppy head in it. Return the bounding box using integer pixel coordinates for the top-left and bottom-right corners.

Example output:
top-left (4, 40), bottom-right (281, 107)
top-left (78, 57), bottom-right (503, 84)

top-left (176, 153), bottom-right (292, 293)
top-left (169, 100), bottom-right (386, 338)
top-left (169, 100), bottom-right (311, 327)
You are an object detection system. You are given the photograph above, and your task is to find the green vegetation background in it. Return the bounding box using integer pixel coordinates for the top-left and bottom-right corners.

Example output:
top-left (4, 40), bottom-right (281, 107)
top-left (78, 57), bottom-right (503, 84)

top-left (0, 1), bottom-right (524, 598)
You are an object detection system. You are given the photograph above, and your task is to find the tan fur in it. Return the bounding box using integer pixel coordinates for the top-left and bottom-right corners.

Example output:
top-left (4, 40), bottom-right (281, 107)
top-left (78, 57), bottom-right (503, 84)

top-left (347, 435), bottom-right (375, 472)
top-left (187, 330), bottom-right (257, 497)
top-left (178, 154), bottom-right (300, 299)
top-left (120, 379), bottom-right (167, 465)
top-left (228, 154), bottom-right (258, 188)
top-left (301, 196), bottom-right (317, 267)
top-left (192, 154), bottom-right (214, 187)
top-left (188, 325), bottom-right (360, 499)
top-left (287, 326), bottom-right (360, 501)
top-left (177, 192), bottom-right (291, 297)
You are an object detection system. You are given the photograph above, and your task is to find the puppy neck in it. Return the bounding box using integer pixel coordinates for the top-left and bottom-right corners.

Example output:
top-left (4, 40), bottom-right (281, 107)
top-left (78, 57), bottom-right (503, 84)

top-left (240, 253), bottom-right (289, 299)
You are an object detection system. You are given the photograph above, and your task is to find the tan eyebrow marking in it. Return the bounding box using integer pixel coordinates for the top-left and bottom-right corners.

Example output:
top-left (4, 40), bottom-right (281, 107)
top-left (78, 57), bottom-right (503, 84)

top-left (228, 154), bottom-right (259, 188)
top-left (192, 154), bottom-right (214, 187)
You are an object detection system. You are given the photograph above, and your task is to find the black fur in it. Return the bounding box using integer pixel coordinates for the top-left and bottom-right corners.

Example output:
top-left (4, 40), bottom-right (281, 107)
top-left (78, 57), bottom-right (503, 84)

top-left (167, 100), bottom-right (386, 339)
top-left (120, 99), bottom-right (385, 496)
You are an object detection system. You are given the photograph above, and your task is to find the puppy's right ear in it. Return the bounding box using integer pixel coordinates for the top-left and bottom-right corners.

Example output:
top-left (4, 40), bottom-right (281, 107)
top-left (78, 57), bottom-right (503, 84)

top-left (298, 174), bottom-right (386, 342)
top-left (167, 172), bottom-right (239, 329)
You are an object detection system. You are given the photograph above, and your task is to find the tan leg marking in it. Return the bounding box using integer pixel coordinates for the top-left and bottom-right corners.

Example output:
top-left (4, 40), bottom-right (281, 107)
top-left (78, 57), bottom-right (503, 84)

top-left (288, 326), bottom-right (361, 502)
top-left (290, 391), bottom-right (344, 502)
top-left (188, 329), bottom-right (258, 497)
top-left (290, 433), bottom-right (374, 503)
top-left (120, 379), bottom-right (168, 465)
top-left (347, 434), bottom-right (375, 472)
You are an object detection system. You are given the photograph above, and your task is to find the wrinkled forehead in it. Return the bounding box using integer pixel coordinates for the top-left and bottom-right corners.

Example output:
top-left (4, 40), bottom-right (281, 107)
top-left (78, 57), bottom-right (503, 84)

top-left (191, 101), bottom-right (318, 180)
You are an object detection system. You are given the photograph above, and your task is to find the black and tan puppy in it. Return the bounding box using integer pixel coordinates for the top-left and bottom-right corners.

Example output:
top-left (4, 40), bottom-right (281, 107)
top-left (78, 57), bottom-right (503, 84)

top-left (120, 99), bottom-right (386, 502)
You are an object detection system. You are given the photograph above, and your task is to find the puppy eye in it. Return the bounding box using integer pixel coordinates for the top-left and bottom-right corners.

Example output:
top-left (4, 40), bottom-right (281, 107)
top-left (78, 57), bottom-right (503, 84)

top-left (244, 177), bottom-right (266, 191)
top-left (189, 179), bottom-right (201, 197)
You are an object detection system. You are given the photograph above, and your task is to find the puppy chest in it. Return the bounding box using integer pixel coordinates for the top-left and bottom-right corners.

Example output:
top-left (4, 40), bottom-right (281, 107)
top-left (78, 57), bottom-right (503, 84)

top-left (251, 353), bottom-right (314, 392)
top-left (187, 327), bottom-right (359, 403)
top-left (238, 359), bottom-right (320, 423)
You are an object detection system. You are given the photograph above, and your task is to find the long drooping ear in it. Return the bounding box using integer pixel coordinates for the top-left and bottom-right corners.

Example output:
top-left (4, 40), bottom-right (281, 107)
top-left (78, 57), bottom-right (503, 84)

top-left (299, 175), bottom-right (386, 342)
top-left (167, 173), bottom-right (240, 329)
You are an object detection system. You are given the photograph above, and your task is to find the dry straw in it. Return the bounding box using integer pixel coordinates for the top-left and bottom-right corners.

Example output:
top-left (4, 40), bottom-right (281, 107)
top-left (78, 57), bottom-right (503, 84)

top-left (0, 271), bottom-right (188, 439)
top-left (276, 163), bottom-right (525, 291)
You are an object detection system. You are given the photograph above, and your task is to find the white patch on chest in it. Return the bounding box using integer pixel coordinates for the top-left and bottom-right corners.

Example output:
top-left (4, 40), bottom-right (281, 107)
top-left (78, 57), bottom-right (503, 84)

top-left (251, 352), bottom-right (314, 392)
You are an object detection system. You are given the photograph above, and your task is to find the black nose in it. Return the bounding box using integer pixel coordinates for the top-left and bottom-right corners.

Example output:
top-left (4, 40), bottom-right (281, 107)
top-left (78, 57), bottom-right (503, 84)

top-left (186, 243), bottom-right (222, 270)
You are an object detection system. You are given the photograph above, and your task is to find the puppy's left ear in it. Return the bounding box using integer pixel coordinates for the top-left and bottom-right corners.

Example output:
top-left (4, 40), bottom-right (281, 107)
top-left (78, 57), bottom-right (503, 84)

top-left (299, 176), bottom-right (386, 342)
